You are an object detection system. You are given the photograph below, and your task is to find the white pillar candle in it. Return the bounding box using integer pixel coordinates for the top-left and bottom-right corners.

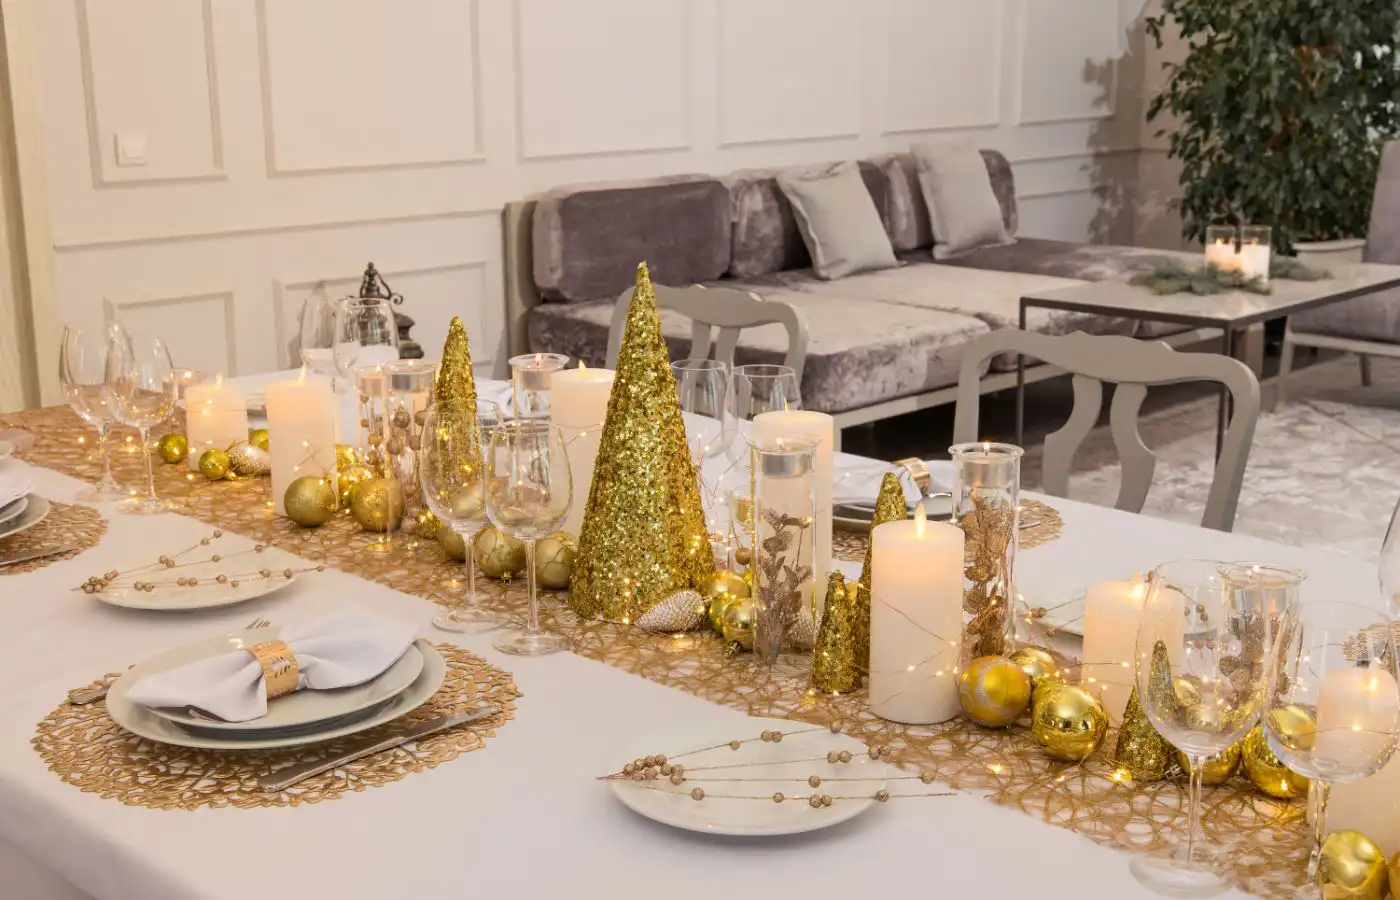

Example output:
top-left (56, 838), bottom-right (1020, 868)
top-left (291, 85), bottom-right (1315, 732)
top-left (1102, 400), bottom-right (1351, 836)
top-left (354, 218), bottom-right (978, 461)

top-left (869, 507), bottom-right (964, 724)
top-left (1204, 239), bottom-right (1240, 272)
top-left (184, 374), bottom-right (249, 472)
top-left (1239, 242), bottom-right (1271, 284)
top-left (753, 411), bottom-right (835, 615)
top-left (267, 366), bottom-right (339, 516)
top-left (552, 363), bottom-right (614, 537)
top-left (1328, 754), bottom-right (1400, 858)
top-left (1081, 575), bottom-right (1148, 724)
top-left (1314, 667), bottom-right (1400, 776)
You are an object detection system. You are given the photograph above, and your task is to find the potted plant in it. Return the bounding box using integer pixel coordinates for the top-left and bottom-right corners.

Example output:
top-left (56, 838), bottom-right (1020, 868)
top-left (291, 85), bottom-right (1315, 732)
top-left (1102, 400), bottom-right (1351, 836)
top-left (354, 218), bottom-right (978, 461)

top-left (1146, 0), bottom-right (1400, 264)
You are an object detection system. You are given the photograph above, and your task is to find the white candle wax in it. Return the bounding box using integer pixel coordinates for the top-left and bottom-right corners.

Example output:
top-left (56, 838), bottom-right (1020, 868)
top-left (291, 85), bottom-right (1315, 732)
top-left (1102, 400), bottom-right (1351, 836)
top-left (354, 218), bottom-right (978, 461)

top-left (267, 368), bottom-right (339, 516)
top-left (1328, 753), bottom-right (1400, 858)
top-left (1204, 240), bottom-right (1241, 272)
top-left (869, 508), bottom-right (964, 724)
top-left (552, 364), bottom-right (615, 537)
top-left (1314, 667), bottom-right (1400, 775)
top-left (753, 411), bottom-right (835, 614)
top-left (1239, 242), bottom-right (1271, 284)
top-left (184, 375), bottom-right (249, 472)
top-left (1082, 576), bottom-right (1147, 724)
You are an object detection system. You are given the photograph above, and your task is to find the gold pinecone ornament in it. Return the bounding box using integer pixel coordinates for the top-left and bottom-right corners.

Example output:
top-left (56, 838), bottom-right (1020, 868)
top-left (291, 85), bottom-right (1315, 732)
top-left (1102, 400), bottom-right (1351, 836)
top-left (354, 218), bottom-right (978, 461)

top-left (568, 263), bottom-right (713, 622)
top-left (855, 472), bottom-right (907, 668)
top-left (1113, 685), bottom-right (1180, 781)
top-left (812, 572), bottom-right (861, 694)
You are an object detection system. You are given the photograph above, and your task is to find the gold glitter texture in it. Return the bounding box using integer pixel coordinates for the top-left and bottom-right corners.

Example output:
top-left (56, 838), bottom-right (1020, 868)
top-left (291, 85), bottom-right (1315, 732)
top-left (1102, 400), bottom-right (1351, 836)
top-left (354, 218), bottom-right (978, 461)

top-left (855, 472), bottom-right (905, 669)
top-left (568, 262), bottom-right (713, 622)
top-left (812, 571), bottom-right (860, 693)
top-left (0, 501), bottom-right (106, 575)
top-left (1114, 685), bottom-right (1180, 781)
top-left (434, 316), bottom-right (479, 418)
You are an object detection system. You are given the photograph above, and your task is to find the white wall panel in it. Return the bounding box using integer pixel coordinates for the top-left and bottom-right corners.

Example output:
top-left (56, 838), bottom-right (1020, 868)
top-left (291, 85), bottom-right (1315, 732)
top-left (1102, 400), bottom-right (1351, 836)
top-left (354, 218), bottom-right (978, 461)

top-left (885, 0), bottom-right (1002, 134)
top-left (1017, 0), bottom-right (1121, 125)
top-left (103, 291), bottom-right (236, 375)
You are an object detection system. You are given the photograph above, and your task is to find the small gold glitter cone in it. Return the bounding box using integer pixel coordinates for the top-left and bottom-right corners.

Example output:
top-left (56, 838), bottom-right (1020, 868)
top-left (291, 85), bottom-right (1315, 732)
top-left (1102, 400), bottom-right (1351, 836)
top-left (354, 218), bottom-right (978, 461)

top-left (569, 263), bottom-right (714, 622)
top-left (1113, 684), bottom-right (1180, 781)
top-left (434, 316), bottom-right (478, 419)
top-left (854, 472), bottom-right (906, 669)
top-left (812, 572), bottom-right (861, 693)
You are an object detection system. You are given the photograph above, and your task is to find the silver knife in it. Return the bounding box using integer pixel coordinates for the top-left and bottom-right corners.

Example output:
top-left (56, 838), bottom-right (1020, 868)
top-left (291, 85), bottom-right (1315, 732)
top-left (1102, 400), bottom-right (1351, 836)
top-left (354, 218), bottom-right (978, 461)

top-left (0, 543), bottom-right (80, 569)
top-left (258, 704), bottom-right (497, 792)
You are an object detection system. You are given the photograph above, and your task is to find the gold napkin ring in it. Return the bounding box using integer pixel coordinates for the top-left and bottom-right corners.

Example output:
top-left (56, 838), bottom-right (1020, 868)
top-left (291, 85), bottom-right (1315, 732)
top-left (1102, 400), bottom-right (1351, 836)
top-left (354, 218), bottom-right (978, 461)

top-left (246, 640), bottom-right (299, 701)
top-left (893, 457), bottom-right (931, 495)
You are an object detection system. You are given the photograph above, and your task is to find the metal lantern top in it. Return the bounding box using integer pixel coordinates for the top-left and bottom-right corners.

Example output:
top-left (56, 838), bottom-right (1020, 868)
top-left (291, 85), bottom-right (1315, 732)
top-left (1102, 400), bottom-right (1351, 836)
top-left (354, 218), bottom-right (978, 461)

top-left (356, 263), bottom-right (403, 305)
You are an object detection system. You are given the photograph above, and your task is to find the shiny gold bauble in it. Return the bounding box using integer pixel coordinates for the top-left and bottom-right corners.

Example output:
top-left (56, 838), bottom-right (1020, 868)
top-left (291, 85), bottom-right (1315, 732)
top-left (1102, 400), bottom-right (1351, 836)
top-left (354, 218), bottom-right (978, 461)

top-left (438, 527), bottom-right (468, 562)
top-left (534, 531), bottom-right (577, 590)
top-left (227, 441), bottom-right (271, 477)
top-left (447, 484), bottom-right (485, 521)
top-left (473, 526), bottom-right (526, 579)
top-left (156, 433), bottom-right (188, 464)
top-left (284, 475), bottom-right (337, 527)
top-left (958, 655), bottom-right (1032, 728)
top-left (1241, 721), bottom-right (1311, 799)
top-left (248, 428), bottom-right (270, 452)
top-left (412, 509), bottom-right (442, 540)
top-left (721, 597), bottom-right (756, 650)
top-left (337, 463), bottom-right (375, 509)
top-left (1387, 848), bottom-right (1400, 900)
top-left (1008, 646), bottom-right (1063, 697)
top-left (350, 477), bottom-right (405, 533)
top-left (704, 570), bottom-right (751, 632)
top-left (335, 444), bottom-right (358, 471)
top-left (1177, 742), bottom-right (1242, 786)
top-left (198, 448), bottom-right (231, 480)
top-left (734, 546), bottom-right (753, 567)
top-left (1320, 830), bottom-right (1387, 900)
top-left (1031, 683), bottom-right (1109, 762)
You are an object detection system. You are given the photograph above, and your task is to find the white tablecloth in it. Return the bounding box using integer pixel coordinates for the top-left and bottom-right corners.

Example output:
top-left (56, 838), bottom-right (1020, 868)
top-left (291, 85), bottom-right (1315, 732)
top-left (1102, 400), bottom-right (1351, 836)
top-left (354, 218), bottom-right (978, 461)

top-left (2, 377), bottom-right (1374, 900)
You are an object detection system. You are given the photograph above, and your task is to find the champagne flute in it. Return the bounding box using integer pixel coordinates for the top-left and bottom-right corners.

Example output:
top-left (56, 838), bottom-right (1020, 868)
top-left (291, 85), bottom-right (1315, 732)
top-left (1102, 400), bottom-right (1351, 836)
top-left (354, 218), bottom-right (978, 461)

top-left (1265, 601), bottom-right (1400, 899)
top-left (59, 323), bottom-right (127, 501)
top-left (1129, 559), bottom-right (1271, 897)
top-left (104, 332), bottom-right (178, 515)
top-left (484, 419), bottom-right (572, 656)
top-left (420, 399), bottom-right (503, 631)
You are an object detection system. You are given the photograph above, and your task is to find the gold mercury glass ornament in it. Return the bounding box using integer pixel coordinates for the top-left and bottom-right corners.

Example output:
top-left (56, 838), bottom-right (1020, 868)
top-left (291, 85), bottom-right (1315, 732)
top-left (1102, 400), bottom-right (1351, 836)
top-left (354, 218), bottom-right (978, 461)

top-left (474, 526), bottom-right (526, 579)
top-left (1176, 742), bottom-right (1241, 786)
top-left (1241, 718), bottom-right (1312, 799)
top-left (338, 463), bottom-right (375, 509)
top-left (1008, 646), bottom-right (1062, 698)
top-left (350, 477), bottom-right (405, 532)
top-left (704, 570), bottom-right (751, 633)
top-left (156, 433), bottom-right (188, 464)
top-left (534, 532), bottom-right (577, 591)
top-left (1030, 683), bottom-right (1108, 762)
top-left (721, 597), bottom-right (756, 650)
top-left (438, 527), bottom-right (468, 562)
top-left (1320, 830), bottom-right (1387, 900)
top-left (957, 655), bottom-right (1032, 727)
top-left (284, 475), bottom-right (337, 527)
top-left (334, 444), bottom-right (358, 472)
top-left (247, 428), bottom-right (270, 452)
top-left (198, 448), bottom-right (231, 480)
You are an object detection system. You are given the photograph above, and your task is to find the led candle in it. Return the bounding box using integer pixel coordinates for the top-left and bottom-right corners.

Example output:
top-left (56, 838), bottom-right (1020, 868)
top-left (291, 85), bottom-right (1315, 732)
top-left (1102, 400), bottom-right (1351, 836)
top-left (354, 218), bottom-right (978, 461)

top-left (266, 366), bottom-right (338, 516)
top-left (1314, 667), bottom-right (1400, 778)
top-left (551, 362), bottom-right (615, 536)
top-left (753, 410), bottom-right (835, 615)
top-left (869, 506), bottom-right (964, 724)
top-left (184, 374), bottom-right (249, 472)
top-left (1239, 240), bottom-right (1272, 284)
top-left (1082, 575), bottom-right (1148, 724)
top-left (1204, 239), bottom-right (1241, 272)
top-left (1328, 755), bottom-right (1400, 858)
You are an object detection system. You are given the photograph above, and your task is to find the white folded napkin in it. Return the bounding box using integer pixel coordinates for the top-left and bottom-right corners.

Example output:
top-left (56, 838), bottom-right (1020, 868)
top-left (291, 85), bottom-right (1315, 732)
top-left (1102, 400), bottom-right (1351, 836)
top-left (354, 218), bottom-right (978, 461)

top-left (833, 460), bottom-right (946, 505)
top-left (0, 470), bottom-right (33, 510)
top-left (124, 612), bottom-right (419, 722)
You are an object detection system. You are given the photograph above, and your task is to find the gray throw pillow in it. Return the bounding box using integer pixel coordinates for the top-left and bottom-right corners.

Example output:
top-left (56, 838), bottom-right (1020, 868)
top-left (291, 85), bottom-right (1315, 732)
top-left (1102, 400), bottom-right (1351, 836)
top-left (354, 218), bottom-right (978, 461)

top-left (776, 161), bottom-right (897, 280)
top-left (911, 142), bottom-right (1013, 259)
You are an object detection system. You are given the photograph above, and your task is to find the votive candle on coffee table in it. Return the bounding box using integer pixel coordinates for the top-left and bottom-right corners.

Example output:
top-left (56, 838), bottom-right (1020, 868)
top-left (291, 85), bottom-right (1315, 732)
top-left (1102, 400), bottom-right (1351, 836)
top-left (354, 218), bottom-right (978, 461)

top-left (1239, 225), bottom-right (1272, 284)
top-left (1204, 225), bottom-right (1240, 272)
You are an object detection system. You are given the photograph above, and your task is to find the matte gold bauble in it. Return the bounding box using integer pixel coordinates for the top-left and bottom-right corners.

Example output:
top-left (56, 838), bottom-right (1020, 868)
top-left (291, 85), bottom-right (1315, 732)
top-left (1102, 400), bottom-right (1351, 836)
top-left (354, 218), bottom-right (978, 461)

top-left (448, 484), bottom-right (485, 521)
top-left (337, 463), bottom-right (375, 509)
top-left (958, 655), bottom-right (1032, 727)
top-left (704, 570), bottom-right (751, 632)
top-left (227, 441), bottom-right (271, 477)
top-left (1008, 646), bottom-right (1063, 697)
top-left (721, 597), bottom-right (756, 650)
top-left (156, 433), bottom-right (188, 464)
top-left (1320, 830), bottom-right (1387, 900)
top-left (1242, 721), bottom-right (1311, 799)
top-left (534, 531), bottom-right (577, 590)
top-left (1031, 683), bottom-right (1108, 762)
top-left (284, 475), bottom-right (337, 527)
top-left (350, 477), bottom-right (405, 533)
top-left (438, 527), bottom-right (467, 562)
top-left (198, 448), bottom-right (231, 480)
top-left (1177, 742), bottom-right (1242, 786)
top-left (473, 526), bottom-right (526, 579)
top-left (248, 428), bottom-right (270, 452)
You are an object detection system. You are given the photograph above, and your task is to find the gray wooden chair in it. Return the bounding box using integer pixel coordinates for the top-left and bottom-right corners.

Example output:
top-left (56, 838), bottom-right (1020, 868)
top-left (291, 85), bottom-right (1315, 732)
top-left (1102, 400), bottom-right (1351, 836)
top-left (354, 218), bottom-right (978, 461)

top-left (952, 330), bottom-right (1261, 532)
top-left (604, 283), bottom-right (810, 384)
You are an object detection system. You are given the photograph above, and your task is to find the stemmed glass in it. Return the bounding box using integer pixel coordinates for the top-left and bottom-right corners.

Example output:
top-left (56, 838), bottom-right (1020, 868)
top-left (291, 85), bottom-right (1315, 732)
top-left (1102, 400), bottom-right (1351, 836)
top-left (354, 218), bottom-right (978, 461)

top-left (420, 399), bottom-right (504, 631)
top-left (103, 331), bottom-right (178, 515)
top-left (59, 323), bottom-right (127, 501)
top-left (672, 359), bottom-right (729, 538)
top-left (484, 419), bottom-right (572, 656)
top-left (721, 364), bottom-right (801, 562)
top-left (299, 293), bottom-right (342, 388)
top-left (334, 299), bottom-right (399, 376)
top-left (1377, 497), bottom-right (1400, 616)
top-left (1129, 559), bottom-right (1271, 897)
top-left (1265, 601), bottom-right (1400, 899)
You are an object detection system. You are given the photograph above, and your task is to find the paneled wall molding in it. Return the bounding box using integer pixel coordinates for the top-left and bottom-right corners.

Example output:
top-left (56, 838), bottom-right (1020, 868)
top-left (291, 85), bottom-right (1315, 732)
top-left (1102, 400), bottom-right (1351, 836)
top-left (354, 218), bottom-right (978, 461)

top-left (102, 290), bottom-right (238, 373)
top-left (1013, 0), bottom-right (1122, 127)
top-left (883, 0), bottom-right (1003, 136)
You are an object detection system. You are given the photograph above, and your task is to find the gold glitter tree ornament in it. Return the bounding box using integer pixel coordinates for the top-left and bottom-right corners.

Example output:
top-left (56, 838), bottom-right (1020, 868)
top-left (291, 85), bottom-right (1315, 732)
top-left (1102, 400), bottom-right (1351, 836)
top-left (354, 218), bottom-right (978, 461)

top-left (1113, 685), bottom-right (1180, 781)
top-left (568, 262), bottom-right (713, 622)
top-left (812, 572), bottom-right (861, 694)
top-left (435, 316), bottom-right (479, 416)
top-left (855, 472), bottom-right (906, 668)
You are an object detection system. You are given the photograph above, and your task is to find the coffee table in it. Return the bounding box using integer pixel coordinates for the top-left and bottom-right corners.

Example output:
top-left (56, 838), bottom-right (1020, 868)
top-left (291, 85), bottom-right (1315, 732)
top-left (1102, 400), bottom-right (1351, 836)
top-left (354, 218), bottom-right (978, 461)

top-left (1016, 262), bottom-right (1400, 455)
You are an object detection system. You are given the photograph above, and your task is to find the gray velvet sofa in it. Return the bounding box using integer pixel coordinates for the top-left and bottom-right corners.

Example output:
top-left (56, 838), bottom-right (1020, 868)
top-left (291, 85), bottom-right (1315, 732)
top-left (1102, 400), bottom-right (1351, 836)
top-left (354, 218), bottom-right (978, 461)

top-left (502, 150), bottom-right (1195, 436)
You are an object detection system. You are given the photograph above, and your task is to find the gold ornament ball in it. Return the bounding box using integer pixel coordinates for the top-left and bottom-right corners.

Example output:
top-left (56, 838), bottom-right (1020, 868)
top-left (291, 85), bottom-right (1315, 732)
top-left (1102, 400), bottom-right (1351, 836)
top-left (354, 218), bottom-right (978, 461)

top-left (248, 427), bottom-right (270, 452)
top-left (720, 597), bottom-right (756, 651)
top-left (534, 531), bottom-right (577, 590)
top-left (156, 433), bottom-right (188, 464)
top-left (1031, 683), bottom-right (1108, 762)
top-left (338, 463), bottom-right (375, 509)
top-left (335, 444), bottom-right (358, 471)
top-left (1008, 646), bottom-right (1063, 697)
top-left (1242, 721), bottom-right (1311, 799)
top-left (473, 526), bottom-right (526, 579)
top-left (1177, 742), bottom-right (1242, 786)
top-left (438, 527), bottom-right (468, 562)
top-left (414, 509), bottom-right (442, 540)
top-left (227, 441), bottom-right (271, 477)
top-left (198, 448), bottom-right (231, 480)
top-left (351, 477), bottom-right (405, 533)
top-left (284, 475), bottom-right (337, 527)
top-left (704, 570), bottom-right (751, 632)
top-left (449, 484), bottom-right (485, 521)
top-left (1320, 830), bottom-right (1387, 900)
top-left (734, 546), bottom-right (753, 567)
top-left (958, 655), bottom-right (1032, 728)
top-left (1387, 848), bottom-right (1400, 900)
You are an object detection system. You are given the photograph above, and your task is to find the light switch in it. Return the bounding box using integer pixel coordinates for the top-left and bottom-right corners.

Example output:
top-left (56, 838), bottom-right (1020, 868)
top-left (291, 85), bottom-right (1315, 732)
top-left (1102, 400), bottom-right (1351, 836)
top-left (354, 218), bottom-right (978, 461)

top-left (114, 130), bottom-right (148, 167)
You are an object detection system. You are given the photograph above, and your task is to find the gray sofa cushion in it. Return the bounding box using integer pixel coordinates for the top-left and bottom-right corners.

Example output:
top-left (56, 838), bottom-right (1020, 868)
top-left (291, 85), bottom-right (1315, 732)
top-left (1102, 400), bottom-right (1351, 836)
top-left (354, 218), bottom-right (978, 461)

top-left (777, 161), bottom-right (898, 280)
top-left (874, 150), bottom-right (1019, 252)
top-left (533, 176), bottom-right (731, 303)
top-left (929, 238), bottom-right (1182, 282)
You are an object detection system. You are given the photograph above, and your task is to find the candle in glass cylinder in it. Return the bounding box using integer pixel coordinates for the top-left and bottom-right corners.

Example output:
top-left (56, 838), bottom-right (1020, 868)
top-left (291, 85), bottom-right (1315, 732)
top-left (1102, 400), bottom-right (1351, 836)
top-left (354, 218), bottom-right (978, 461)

top-left (184, 374), bottom-right (249, 472)
top-left (1081, 575), bottom-right (1147, 724)
top-left (869, 506), bottom-right (964, 724)
top-left (753, 411), bottom-right (834, 615)
top-left (267, 366), bottom-right (338, 516)
top-left (509, 352), bottom-right (569, 419)
top-left (552, 362), bottom-right (615, 536)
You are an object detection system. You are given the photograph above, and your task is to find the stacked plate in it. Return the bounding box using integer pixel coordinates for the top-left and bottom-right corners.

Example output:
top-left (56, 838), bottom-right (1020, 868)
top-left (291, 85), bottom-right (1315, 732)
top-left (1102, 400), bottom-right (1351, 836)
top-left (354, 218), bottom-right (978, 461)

top-left (107, 624), bottom-right (446, 750)
top-left (0, 494), bottom-right (49, 542)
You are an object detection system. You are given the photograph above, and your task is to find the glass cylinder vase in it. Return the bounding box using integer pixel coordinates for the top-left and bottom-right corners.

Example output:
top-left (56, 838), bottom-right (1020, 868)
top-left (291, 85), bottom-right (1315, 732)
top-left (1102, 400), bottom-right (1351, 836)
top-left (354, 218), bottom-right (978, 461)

top-left (749, 436), bottom-right (818, 666)
top-left (949, 442), bottom-right (1023, 660)
top-left (509, 353), bottom-right (569, 420)
top-left (354, 365), bottom-right (389, 475)
top-left (382, 360), bottom-right (438, 537)
top-left (1239, 225), bottom-right (1273, 285)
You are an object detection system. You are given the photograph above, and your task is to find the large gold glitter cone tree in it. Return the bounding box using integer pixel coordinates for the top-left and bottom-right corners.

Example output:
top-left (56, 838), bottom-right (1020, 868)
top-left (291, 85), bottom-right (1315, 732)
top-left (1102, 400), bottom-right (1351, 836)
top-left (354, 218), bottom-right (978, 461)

top-left (434, 316), bottom-right (478, 416)
top-left (568, 263), bottom-right (714, 622)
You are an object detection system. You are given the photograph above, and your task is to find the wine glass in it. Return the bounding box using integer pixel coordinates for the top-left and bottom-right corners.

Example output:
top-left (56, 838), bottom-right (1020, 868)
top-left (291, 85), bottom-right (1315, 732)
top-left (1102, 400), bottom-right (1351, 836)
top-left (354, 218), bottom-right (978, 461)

top-left (59, 323), bottom-right (127, 501)
top-left (103, 331), bottom-right (178, 515)
top-left (1129, 559), bottom-right (1272, 896)
top-left (299, 293), bottom-right (342, 386)
top-left (1378, 496), bottom-right (1400, 616)
top-left (672, 358), bottom-right (729, 535)
top-left (420, 399), bottom-right (504, 631)
top-left (1265, 601), bottom-right (1400, 899)
top-left (484, 419), bottom-right (572, 656)
top-left (333, 299), bottom-right (399, 383)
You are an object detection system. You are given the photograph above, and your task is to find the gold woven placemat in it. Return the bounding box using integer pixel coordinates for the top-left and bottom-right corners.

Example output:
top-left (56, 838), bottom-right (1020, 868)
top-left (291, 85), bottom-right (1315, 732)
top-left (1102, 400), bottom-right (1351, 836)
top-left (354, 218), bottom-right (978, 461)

top-left (34, 644), bottom-right (518, 810)
top-left (832, 498), bottom-right (1063, 562)
top-left (0, 501), bottom-right (106, 575)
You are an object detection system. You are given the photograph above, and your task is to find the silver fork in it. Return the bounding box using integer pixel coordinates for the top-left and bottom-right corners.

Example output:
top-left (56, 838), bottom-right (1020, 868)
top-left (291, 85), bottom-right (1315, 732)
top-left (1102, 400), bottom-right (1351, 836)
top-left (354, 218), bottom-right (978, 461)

top-left (67, 616), bottom-right (273, 705)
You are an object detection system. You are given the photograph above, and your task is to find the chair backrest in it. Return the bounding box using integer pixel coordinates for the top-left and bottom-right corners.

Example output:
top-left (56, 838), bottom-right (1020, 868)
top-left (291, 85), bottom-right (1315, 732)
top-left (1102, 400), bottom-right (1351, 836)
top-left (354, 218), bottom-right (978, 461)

top-left (605, 283), bottom-right (810, 383)
top-left (951, 330), bottom-right (1260, 532)
top-left (1365, 140), bottom-right (1400, 265)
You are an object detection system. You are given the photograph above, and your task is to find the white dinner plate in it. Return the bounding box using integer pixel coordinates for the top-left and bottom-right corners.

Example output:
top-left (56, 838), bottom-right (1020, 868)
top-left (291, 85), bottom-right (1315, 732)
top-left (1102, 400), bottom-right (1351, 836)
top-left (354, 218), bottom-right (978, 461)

top-left (107, 632), bottom-right (445, 750)
top-left (91, 545), bottom-right (308, 611)
top-left (0, 494), bottom-right (49, 542)
top-left (149, 635), bottom-right (425, 733)
top-left (0, 495), bottom-right (28, 528)
top-left (608, 716), bottom-right (892, 837)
